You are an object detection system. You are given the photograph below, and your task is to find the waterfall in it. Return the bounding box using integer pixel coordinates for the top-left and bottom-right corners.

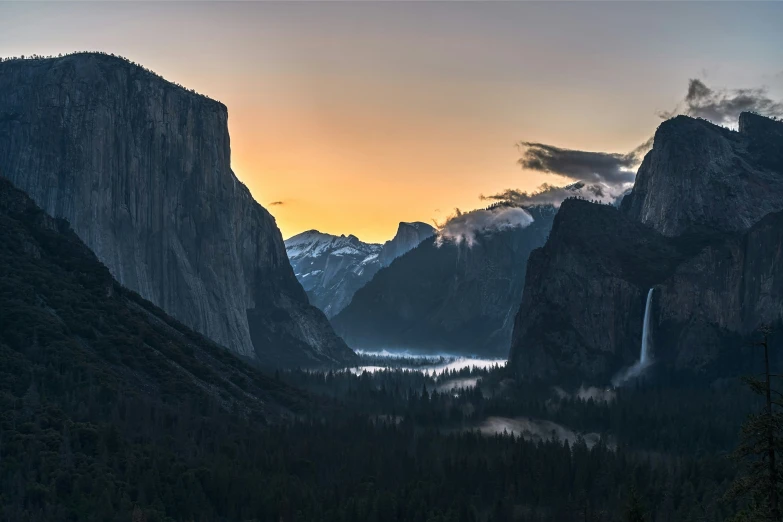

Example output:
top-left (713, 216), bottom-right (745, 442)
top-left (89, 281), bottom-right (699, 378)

top-left (611, 287), bottom-right (654, 387)
top-left (639, 287), bottom-right (654, 365)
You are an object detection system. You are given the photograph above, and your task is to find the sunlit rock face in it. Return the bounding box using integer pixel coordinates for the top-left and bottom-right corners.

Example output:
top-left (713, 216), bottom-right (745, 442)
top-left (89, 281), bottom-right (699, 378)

top-left (511, 113), bottom-right (783, 384)
top-left (0, 53), bottom-right (354, 368)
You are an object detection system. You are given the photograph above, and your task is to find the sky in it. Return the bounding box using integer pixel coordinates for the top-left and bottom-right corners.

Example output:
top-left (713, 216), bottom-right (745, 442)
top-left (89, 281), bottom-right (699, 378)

top-left (1, 2), bottom-right (782, 243)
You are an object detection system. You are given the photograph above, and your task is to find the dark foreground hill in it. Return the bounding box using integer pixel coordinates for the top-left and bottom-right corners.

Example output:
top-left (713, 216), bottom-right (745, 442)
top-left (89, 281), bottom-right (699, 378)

top-left (0, 176), bottom-right (313, 519)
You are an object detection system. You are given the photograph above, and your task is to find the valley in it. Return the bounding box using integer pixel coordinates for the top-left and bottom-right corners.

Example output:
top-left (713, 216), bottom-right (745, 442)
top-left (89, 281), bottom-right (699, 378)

top-left (1, 19), bottom-right (783, 520)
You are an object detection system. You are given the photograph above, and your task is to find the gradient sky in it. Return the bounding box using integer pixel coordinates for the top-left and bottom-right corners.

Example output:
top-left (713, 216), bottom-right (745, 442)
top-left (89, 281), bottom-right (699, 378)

top-left (2, 2), bottom-right (782, 243)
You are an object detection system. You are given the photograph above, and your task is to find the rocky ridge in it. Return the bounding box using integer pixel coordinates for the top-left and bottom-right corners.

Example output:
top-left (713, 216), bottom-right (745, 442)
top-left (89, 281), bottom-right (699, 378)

top-left (285, 222), bottom-right (435, 317)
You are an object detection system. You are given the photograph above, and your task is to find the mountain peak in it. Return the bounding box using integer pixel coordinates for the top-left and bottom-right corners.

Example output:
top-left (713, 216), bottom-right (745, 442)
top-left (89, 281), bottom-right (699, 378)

top-left (398, 221), bottom-right (436, 234)
top-left (379, 221), bottom-right (436, 267)
top-left (621, 112), bottom-right (783, 236)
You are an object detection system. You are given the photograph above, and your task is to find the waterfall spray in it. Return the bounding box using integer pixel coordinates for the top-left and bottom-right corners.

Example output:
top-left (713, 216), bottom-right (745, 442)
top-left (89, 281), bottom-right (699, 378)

top-left (611, 287), bottom-right (654, 387)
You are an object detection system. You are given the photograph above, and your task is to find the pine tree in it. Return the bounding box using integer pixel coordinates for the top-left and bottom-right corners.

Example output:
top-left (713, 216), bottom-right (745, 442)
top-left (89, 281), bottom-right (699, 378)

top-left (728, 325), bottom-right (783, 521)
top-left (624, 485), bottom-right (646, 522)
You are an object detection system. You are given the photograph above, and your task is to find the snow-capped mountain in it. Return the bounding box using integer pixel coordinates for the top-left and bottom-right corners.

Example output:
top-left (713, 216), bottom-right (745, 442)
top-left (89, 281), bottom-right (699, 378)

top-left (285, 222), bottom-right (435, 317)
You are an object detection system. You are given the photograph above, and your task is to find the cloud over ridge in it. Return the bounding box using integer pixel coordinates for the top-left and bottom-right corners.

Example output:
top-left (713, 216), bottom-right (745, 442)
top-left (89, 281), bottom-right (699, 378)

top-left (660, 78), bottom-right (783, 126)
top-left (436, 205), bottom-right (534, 247)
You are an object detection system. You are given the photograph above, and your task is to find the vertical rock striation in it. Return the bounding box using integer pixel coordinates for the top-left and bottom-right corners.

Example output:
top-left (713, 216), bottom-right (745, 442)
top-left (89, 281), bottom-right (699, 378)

top-left (0, 53), bottom-right (354, 367)
top-left (621, 113), bottom-right (783, 236)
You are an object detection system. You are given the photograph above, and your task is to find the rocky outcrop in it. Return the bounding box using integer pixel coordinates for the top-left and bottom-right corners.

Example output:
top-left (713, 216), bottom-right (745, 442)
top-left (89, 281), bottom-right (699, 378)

top-left (332, 206), bottom-right (556, 356)
top-left (378, 222), bottom-right (435, 267)
top-left (512, 113), bottom-right (783, 383)
top-left (621, 113), bottom-right (783, 236)
top-left (0, 53), bottom-right (354, 367)
top-left (285, 222), bottom-right (435, 318)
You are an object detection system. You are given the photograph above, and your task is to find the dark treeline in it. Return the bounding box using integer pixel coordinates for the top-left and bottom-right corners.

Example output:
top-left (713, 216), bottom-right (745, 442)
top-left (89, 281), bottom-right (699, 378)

top-left (0, 381), bottom-right (743, 522)
top-left (0, 51), bottom-right (217, 103)
top-left (283, 366), bottom-right (754, 456)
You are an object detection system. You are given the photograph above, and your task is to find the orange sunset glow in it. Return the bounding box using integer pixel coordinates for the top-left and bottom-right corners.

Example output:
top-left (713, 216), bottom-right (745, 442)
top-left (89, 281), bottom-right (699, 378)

top-left (3, 1), bottom-right (781, 242)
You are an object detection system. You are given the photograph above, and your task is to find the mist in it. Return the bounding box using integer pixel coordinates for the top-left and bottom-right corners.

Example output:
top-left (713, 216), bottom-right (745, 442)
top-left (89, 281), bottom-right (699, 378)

top-left (436, 205), bottom-right (534, 247)
top-left (553, 385), bottom-right (616, 403)
top-left (477, 417), bottom-right (608, 449)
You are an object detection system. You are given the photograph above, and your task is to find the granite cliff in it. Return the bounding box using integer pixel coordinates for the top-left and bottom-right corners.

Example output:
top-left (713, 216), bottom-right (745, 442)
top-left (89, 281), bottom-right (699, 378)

top-left (621, 113), bottom-right (783, 236)
top-left (378, 222), bottom-right (436, 267)
top-left (511, 113), bottom-right (783, 383)
top-left (0, 53), bottom-right (354, 367)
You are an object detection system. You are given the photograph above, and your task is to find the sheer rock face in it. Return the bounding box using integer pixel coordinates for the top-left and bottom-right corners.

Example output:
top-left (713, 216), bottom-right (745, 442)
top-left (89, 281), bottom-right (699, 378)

top-left (332, 207), bottom-right (556, 356)
top-left (0, 53), bottom-right (354, 367)
top-left (509, 200), bottom-right (709, 382)
top-left (378, 222), bottom-right (435, 267)
top-left (285, 222), bottom-right (435, 318)
top-left (511, 113), bottom-right (783, 383)
top-left (621, 113), bottom-right (783, 236)
top-left (511, 200), bottom-right (783, 383)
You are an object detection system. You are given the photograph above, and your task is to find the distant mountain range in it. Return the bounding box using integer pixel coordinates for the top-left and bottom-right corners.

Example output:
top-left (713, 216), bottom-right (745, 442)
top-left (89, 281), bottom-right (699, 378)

top-left (285, 222), bottom-right (434, 317)
top-left (511, 112), bottom-right (783, 384)
top-left (0, 53), bottom-right (354, 368)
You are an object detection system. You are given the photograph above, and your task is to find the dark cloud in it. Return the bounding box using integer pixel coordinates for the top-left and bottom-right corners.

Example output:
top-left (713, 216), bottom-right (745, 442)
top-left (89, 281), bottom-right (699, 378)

top-left (483, 137), bottom-right (650, 209)
top-left (660, 78), bottom-right (783, 126)
top-left (269, 201), bottom-right (285, 206)
top-left (517, 138), bottom-right (650, 185)
top-left (487, 76), bottom-right (782, 213)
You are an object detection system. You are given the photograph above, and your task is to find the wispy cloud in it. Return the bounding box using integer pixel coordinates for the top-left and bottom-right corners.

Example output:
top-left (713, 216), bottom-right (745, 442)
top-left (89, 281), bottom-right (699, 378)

top-left (436, 206), bottom-right (534, 247)
top-left (269, 200), bottom-right (285, 206)
top-left (481, 181), bottom-right (631, 208)
top-left (659, 78), bottom-right (783, 126)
